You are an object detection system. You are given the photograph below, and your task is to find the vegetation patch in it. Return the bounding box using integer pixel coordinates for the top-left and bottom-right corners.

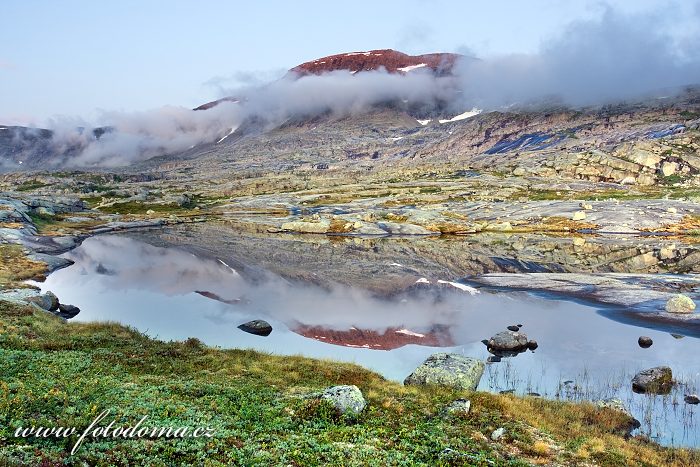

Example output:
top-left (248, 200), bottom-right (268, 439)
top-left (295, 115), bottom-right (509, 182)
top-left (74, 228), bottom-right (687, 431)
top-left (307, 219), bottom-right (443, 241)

top-left (0, 301), bottom-right (698, 465)
top-left (0, 245), bottom-right (48, 287)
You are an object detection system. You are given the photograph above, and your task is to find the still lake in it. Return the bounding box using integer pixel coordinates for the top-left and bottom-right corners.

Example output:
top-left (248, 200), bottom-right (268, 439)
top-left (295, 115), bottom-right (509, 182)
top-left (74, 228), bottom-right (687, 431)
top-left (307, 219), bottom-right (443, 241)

top-left (39, 233), bottom-right (700, 447)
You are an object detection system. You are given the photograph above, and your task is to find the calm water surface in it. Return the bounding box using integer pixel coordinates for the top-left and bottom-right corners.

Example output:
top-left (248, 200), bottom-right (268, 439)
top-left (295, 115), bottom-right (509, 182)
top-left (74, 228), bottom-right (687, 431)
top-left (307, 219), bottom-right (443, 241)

top-left (40, 235), bottom-right (700, 448)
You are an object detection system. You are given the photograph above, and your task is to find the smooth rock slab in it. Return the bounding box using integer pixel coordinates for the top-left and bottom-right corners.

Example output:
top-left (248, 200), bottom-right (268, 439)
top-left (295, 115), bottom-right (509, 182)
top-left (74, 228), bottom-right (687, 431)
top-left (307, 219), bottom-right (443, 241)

top-left (320, 385), bottom-right (366, 416)
top-left (237, 319), bottom-right (273, 336)
top-left (404, 353), bottom-right (485, 390)
top-left (632, 366), bottom-right (673, 394)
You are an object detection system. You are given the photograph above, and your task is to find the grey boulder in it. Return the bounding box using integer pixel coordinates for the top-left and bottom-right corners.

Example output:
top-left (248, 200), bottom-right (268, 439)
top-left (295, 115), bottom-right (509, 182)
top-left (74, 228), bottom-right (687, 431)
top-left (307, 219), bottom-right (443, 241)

top-left (320, 385), bottom-right (366, 416)
top-left (404, 353), bottom-right (485, 390)
top-left (632, 366), bottom-right (673, 394)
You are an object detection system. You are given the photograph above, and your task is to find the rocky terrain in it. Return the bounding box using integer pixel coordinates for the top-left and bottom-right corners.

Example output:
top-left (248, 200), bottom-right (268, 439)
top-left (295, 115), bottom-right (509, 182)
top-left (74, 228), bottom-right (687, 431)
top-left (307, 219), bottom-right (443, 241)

top-left (1, 49), bottom-right (700, 346)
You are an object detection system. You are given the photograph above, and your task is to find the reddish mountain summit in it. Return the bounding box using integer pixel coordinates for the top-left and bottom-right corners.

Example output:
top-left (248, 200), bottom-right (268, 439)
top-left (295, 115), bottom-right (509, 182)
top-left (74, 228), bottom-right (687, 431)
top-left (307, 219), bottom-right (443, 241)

top-left (194, 49), bottom-right (461, 110)
top-left (290, 49), bottom-right (461, 76)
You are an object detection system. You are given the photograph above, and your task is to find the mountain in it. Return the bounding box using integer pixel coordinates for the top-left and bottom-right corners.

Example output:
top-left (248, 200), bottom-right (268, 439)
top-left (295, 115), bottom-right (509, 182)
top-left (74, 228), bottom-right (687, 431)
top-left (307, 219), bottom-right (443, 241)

top-left (192, 49), bottom-right (461, 112)
top-left (289, 49), bottom-right (460, 76)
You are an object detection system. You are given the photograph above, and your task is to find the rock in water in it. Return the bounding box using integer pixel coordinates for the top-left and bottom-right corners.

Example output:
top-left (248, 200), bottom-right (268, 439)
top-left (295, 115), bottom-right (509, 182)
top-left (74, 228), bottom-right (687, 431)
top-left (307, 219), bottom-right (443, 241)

top-left (638, 336), bottom-right (653, 348)
top-left (487, 330), bottom-right (529, 352)
top-left (56, 303), bottom-right (80, 319)
top-left (237, 320), bottom-right (273, 336)
top-left (404, 353), bottom-right (485, 390)
top-left (506, 325), bottom-right (519, 332)
top-left (665, 294), bottom-right (696, 314)
top-left (632, 366), bottom-right (673, 394)
top-left (685, 395), bottom-right (700, 405)
top-left (320, 385), bottom-right (366, 416)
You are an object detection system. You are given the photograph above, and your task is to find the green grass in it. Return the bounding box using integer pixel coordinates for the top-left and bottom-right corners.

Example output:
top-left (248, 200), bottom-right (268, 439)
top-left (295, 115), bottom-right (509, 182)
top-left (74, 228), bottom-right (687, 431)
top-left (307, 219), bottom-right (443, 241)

top-left (15, 180), bottom-right (52, 192)
top-left (0, 301), bottom-right (698, 466)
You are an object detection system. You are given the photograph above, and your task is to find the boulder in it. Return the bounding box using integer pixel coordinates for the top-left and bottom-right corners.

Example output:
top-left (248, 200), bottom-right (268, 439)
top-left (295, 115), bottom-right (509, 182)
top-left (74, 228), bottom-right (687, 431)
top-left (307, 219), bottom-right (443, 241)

top-left (632, 366), bottom-right (673, 394)
top-left (487, 330), bottom-right (529, 352)
top-left (595, 398), bottom-right (641, 432)
top-left (491, 428), bottom-right (506, 441)
top-left (24, 291), bottom-right (59, 312)
top-left (404, 353), bottom-right (485, 390)
top-left (237, 319), bottom-right (273, 336)
top-left (685, 395), bottom-right (700, 405)
top-left (55, 304), bottom-right (80, 319)
top-left (665, 294), bottom-right (696, 314)
top-left (572, 211), bottom-right (587, 221)
top-left (34, 206), bottom-right (55, 217)
top-left (320, 385), bottom-right (366, 416)
top-left (638, 336), bottom-right (653, 348)
top-left (443, 399), bottom-right (471, 416)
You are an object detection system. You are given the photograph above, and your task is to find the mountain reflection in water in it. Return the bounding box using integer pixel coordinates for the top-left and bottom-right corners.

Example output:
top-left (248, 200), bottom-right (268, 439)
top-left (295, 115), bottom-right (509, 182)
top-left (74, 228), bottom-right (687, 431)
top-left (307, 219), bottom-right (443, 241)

top-left (40, 235), bottom-right (700, 447)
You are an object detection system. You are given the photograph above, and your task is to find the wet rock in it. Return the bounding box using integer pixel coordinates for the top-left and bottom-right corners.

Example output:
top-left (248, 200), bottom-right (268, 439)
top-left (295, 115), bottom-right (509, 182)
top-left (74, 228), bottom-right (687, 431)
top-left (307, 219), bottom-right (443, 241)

top-left (526, 340), bottom-right (538, 350)
top-left (632, 366), bottom-right (673, 394)
top-left (24, 291), bottom-right (59, 312)
top-left (237, 319), bottom-right (273, 336)
top-left (320, 385), bottom-right (366, 416)
top-left (55, 303), bottom-right (80, 319)
top-left (684, 395), bottom-right (700, 405)
top-left (487, 330), bottom-right (529, 352)
top-left (506, 325), bottom-right (519, 332)
top-left (491, 427), bottom-right (506, 441)
top-left (404, 353), bottom-right (485, 390)
top-left (638, 336), bottom-right (653, 348)
top-left (527, 392), bottom-right (541, 397)
top-left (665, 294), bottom-right (696, 314)
top-left (499, 389), bottom-right (515, 394)
top-left (671, 333), bottom-right (685, 339)
top-left (443, 399), bottom-right (471, 416)
top-left (480, 339), bottom-right (489, 346)
top-left (486, 356), bottom-right (502, 363)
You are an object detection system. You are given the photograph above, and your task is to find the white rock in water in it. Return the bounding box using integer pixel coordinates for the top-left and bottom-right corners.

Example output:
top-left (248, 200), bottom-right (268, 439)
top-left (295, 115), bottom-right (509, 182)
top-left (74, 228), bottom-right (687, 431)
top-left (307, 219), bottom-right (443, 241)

top-left (572, 211), bottom-right (587, 221)
top-left (665, 294), bottom-right (696, 314)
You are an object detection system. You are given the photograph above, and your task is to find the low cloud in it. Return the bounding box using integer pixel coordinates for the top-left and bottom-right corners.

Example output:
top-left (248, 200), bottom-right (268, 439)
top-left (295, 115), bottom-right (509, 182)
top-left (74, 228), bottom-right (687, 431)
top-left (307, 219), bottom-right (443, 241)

top-left (33, 4), bottom-right (700, 167)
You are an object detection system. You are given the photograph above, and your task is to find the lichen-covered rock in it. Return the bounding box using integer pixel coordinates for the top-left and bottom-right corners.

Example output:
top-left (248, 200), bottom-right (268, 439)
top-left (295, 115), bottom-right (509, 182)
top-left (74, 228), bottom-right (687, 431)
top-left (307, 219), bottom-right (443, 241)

top-left (632, 366), bottom-right (673, 394)
top-left (665, 294), bottom-right (696, 314)
top-left (320, 385), bottom-right (366, 416)
top-left (404, 353), bottom-right (485, 390)
top-left (443, 399), bottom-right (471, 416)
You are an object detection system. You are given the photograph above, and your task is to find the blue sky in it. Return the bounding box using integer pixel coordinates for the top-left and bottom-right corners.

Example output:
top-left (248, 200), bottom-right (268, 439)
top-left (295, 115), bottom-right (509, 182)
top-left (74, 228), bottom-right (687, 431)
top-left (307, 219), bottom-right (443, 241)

top-left (0, 0), bottom-right (693, 124)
